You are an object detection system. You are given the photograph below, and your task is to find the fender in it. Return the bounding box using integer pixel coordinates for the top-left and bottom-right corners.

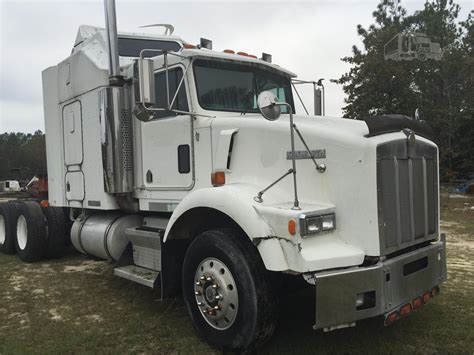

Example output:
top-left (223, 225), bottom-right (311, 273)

top-left (164, 183), bottom-right (274, 243)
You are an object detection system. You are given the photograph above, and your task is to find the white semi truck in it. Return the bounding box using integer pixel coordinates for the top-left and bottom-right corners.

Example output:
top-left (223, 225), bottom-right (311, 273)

top-left (0, 0), bottom-right (447, 351)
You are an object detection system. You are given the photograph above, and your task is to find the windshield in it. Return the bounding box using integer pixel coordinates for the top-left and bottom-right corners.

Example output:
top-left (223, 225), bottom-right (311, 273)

top-left (193, 59), bottom-right (295, 114)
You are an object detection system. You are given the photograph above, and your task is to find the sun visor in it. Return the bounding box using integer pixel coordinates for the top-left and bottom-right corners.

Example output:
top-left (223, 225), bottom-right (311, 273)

top-left (363, 114), bottom-right (434, 140)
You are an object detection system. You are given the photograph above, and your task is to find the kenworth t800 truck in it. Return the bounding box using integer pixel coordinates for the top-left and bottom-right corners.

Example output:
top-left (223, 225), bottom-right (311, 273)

top-left (0, 0), bottom-right (446, 351)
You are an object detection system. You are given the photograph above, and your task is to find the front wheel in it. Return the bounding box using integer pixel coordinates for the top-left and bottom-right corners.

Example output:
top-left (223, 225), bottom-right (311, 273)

top-left (182, 229), bottom-right (277, 351)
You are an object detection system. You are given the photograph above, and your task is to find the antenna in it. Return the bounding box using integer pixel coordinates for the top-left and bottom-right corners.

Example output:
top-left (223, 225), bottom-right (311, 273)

top-left (139, 24), bottom-right (175, 35)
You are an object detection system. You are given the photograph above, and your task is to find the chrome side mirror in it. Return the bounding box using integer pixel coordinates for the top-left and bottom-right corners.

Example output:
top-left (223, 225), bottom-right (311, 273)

top-left (257, 91), bottom-right (281, 121)
top-left (137, 58), bottom-right (155, 105)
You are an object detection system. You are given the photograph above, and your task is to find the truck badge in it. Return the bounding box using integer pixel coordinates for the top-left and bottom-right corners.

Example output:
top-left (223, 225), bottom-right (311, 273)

top-left (287, 149), bottom-right (326, 160)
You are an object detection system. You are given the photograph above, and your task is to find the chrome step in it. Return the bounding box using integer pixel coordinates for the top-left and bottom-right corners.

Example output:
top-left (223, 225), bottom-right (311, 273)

top-left (114, 265), bottom-right (159, 288)
top-left (125, 227), bottom-right (163, 271)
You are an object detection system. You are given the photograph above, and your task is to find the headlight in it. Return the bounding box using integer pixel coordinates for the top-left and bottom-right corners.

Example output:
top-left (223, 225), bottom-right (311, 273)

top-left (299, 213), bottom-right (336, 237)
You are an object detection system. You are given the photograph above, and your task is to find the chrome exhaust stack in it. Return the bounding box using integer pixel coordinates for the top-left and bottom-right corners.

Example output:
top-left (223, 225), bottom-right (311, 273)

top-left (104, 0), bottom-right (121, 84)
top-left (100, 0), bottom-right (135, 201)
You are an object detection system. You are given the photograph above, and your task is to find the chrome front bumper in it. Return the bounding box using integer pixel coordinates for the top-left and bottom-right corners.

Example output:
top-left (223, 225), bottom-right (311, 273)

top-left (313, 236), bottom-right (447, 330)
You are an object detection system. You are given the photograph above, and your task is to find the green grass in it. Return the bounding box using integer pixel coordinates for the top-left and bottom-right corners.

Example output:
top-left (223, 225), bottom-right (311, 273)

top-left (0, 194), bottom-right (473, 354)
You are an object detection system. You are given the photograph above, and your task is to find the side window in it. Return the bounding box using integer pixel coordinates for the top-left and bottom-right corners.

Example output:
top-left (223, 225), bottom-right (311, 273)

top-left (154, 68), bottom-right (189, 119)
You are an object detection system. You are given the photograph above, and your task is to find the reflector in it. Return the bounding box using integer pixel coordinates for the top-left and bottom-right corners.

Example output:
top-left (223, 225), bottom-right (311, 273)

top-left (211, 172), bottom-right (225, 186)
top-left (288, 220), bottom-right (296, 235)
top-left (385, 311), bottom-right (399, 326)
top-left (422, 291), bottom-right (431, 304)
top-left (431, 286), bottom-right (440, 297)
top-left (412, 297), bottom-right (423, 310)
top-left (400, 303), bottom-right (412, 317)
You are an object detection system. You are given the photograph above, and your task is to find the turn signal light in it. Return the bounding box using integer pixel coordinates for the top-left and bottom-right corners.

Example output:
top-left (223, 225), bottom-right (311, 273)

top-left (385, 311), bottom-right (399, 326)
top-left (184, 43), bottom-right (197, 49)
top-left (422, 291), bottom-right (431, 304)
top-left (211, 172), bottom-right (225, 186)
top-left (400, 303), bottom-right (412, 317)
top-left (40, 200), bottom-right (49, 208)
top-left (431, 286), bottom-right (440, 297)
top-left (223, 49), bottom-right (235, 54)
top-left (288, 220), bottom-right (296, 235)
top-left (412, 297), bottom-right (423, 310)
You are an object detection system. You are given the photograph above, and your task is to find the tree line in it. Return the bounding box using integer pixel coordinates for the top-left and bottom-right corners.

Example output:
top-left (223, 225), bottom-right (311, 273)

top-left (337, 0), bottom-right (473, 180)
top-left (0, 131), bottom-right (47, 182)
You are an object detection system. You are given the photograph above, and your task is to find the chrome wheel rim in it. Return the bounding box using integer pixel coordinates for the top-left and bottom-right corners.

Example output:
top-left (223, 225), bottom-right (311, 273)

top-left (0, 215), bottom-right (5, 244)
top-left (17, 215), bottom-right (28, 250)
top-left (194, 257), bottom-right (239, 330)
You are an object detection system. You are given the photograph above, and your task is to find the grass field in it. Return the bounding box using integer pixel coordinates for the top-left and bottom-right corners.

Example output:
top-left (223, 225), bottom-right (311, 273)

top-left (0, 193), bottom-right (473, 354)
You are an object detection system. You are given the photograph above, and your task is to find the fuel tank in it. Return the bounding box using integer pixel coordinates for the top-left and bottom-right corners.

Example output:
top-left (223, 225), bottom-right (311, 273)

top-left (71, 212), bottom-right (143, 261)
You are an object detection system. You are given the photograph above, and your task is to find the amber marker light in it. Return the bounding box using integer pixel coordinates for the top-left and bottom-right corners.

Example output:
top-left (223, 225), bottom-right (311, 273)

top-left (223, 49), bottom-right (235, 54)
top-left (385, 311), bottom-right (399, 326)
top-left (412, 297), bottom-right (423, 310)
top-left (400, 303), bottom-right (412, 317)
top-left (288, 220), bottom-right (296, 235)
top-left (422, 291), bottom-right (431, 304)
top-left (40, 200), bottom-right (49, 208)
top-left (184, 43), bottom-right (197, 49)
top-left (431, 286), bottom-right (440, 297)
top-left (237, 51), bottom-right (248, 56)
top-left (211, 172), bottom-right (225, 186)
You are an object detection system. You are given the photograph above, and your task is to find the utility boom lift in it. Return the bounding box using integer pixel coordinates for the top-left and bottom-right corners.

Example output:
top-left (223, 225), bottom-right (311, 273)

top-left (0, 0), bottom-right (446, 351)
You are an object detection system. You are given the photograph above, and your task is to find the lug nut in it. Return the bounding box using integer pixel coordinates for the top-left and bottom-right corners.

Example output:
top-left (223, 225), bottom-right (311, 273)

top-left (200, 276), bottom-right (206, 281)
top-left (197, 301), bottom-right (203, 306)
top-left (206, 276), bottom-right (213, 282)
top-left (212, 284), bottom-right (218, 289)
top-left (195, 281), bottom-right (201, 286)
top-left (213, 305), bottom-right (220, 310)
top-left (215, 295), bottom-right (222, 300)
top-left (195, 291), bottom-right (201, 295)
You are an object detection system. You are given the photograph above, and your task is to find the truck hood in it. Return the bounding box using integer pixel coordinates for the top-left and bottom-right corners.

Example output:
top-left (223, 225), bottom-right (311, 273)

top-left (208, 113), bottom-right (395, 257)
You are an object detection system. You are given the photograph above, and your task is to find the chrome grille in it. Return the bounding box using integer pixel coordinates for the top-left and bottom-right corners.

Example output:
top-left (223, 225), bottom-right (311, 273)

top-left (377, 139), bottom-right (438, 254)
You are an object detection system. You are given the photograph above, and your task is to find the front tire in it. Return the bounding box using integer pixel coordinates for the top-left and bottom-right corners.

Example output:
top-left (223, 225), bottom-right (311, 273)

top-left (182, 229), bottom-right (277, 351)
top-left (42, 206), bottom-right (68, 258)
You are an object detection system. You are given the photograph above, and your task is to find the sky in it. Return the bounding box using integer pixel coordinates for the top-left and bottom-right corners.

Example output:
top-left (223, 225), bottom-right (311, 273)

top-left (0, 0), bottom-right (471, 133)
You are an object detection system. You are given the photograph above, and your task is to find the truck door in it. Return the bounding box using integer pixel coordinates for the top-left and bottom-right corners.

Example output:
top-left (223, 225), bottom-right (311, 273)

top-left (62, 101), bottom-right (85, 204)
top-left (141, 66), bottom-right (193, 190)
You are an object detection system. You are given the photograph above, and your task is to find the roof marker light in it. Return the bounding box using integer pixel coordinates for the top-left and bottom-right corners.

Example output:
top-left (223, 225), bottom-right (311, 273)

top-left (183, 43), bottom-right (197, 49)
top-left (248, 54), bottom-right (258, 59)
top-left (237, 51), bottom-right (248, 56)
top-left (223, 49), bottom-right (235, 54)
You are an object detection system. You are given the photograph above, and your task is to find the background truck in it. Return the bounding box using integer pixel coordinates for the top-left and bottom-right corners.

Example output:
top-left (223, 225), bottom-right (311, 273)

top-left (0, 0), bottom-right (447, 351)
top-left (0, 180), bottom-right (21, 193)
top-left (384, 32), bottom-right (443, 61)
